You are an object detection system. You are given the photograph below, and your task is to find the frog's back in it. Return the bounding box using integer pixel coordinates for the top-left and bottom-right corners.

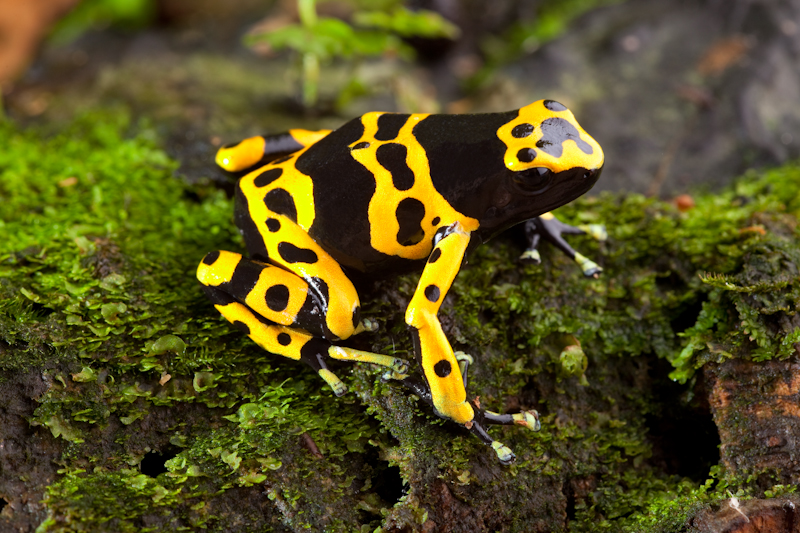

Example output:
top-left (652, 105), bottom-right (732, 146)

top-left (293, 110), bottom-right (518, 273)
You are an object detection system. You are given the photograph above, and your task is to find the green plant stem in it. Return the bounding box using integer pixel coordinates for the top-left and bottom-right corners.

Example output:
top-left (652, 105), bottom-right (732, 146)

top-left (302, 52), bottom-right (320, 108)
top-left (298, 0), bottom-right (317, 27)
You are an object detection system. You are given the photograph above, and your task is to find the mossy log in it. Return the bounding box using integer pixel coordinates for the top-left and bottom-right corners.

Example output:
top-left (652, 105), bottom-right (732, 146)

top-left (2, 112), bottom-right (800, 532)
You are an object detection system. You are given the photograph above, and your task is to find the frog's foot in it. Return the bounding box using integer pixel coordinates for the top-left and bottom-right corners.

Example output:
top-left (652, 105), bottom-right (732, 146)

top-left (354, 318), bottom-right (379, 334)
top-left (521, 212), bottom-right (605, 277)
top-left (484, 409), bottom-right (541, 432)
top-left (465, 411), bottom-right (517, 465)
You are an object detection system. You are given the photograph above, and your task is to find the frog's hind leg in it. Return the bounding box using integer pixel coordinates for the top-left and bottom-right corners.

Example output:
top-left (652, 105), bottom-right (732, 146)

top-left (197, 250), bottom-right (407, 395)
top-left (216, 129), bottom-right (332, 173)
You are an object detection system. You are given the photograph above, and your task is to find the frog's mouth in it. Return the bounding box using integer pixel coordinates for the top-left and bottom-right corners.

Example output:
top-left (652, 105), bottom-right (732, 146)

top-left (477, 164), bottom-right (603, 242)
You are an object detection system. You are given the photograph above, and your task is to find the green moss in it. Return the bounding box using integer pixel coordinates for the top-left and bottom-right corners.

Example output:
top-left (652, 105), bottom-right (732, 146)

top-left (4, 109), bottom-right (800, 531)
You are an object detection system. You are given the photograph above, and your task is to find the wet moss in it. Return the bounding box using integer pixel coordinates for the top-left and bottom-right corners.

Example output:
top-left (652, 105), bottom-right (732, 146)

top-left (2, 110), bottom-right (800, 531)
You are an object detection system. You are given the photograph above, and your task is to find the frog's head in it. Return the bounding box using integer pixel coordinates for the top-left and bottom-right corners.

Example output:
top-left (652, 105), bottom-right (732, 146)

top-left (478, 100), bottom-right (604, 237)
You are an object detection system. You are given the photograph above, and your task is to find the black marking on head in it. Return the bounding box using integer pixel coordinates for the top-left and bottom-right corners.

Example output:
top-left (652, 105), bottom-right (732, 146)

top-left (202, 251), bottom-right (220, 266)
top-left (352, 141), bottom-right (370, 150)
top-left (277, 332), bottom-right (292, 346)
top-left (424, 284), bottom-right (440, 302)
top-left (433, 359), bottom-right (452, 378)
top-left (234, 182), bottom-right (269, 261)
top-left (375, 114), bottom-right (409, 141)
top-left (272, 155), bottom-right (292, 165)
top-left (264, 188), bottom-right (298, 223)
top-left (278, 242), bottom-right (319, 264)
top-left (428, 248), bottom-right (442, 263)
top-left (352, 306), bottom-right (361, 329)
top-left (537, 118), bottom-right (593, 158)
top-left (512, 123), bottom-right (534, 138)
top-left (395, 198), bottom-right (426, 246)
top-left (201, 284), bottom-right (237, 306)
top-left (431, 216), bottom-right (441, 226)
top-left (517, 148), bottom-right (537, 163)
top-left (543, 100), bottom-right (567, 111)
top-left (266, 218), bottom-right (281, 232)
top-left (376, 143), bottom-right (415, 191)
top-left (254, 168), bottom-right (283, 187)
top-left (265, 284), bottom-right (290, 312)
top-left (413, 111), bottom-right (517, 220)
top-left (232, 320), bottom-right (250, 334)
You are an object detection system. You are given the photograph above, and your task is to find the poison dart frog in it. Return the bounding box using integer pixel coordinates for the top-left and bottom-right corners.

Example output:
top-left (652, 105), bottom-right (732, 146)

top-left (197, 99), bottom-right (604, 464)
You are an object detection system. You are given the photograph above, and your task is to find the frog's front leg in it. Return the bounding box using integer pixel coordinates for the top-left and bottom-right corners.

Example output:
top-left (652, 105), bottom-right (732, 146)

top-left (520, 212), bottom-right (606, 277)
top-left (405, 222), bottom-right (532, 464)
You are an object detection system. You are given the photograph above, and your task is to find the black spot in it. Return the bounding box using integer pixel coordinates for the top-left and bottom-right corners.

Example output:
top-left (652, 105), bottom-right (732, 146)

top-left (352, 306), bottom-right (361, 329)
top-left (424, 284), bottom-right (440, 302)
top-left (266, 218), bottom-right (281, 232)
top-left (428, 248), bottom-right (442, 263)
top-left (202, 250), bottom-right (220, 265)
top-left (278, 242), bottom-right (319, 264)
top-left (433, 360), bottom-right (452, 378)
top-left (266, 284), bottom-right (291, 312)
top-left (376, 143), bottom-right (415, 191)
top-left (517, 148), bottom-right (537, 163)
top-left (352, 141), bottom-right (370, 150)
top-left (277, 332), bottom-right (292, 346)
top-left (232, 320), bottom-right (250, 334)
top-left (431, 216), bottom-right (440, 226)
top-left (141, 447), bottom-right (180, 478)
top-left (272, 155), bottom-right (292, 165)
top-left (511, 123), bottom-right (534, 138)
top-left (264, 188), bottom-right (298, 223)
top-left (395, 198), bottom-right (426, 246)
top-left (543, 99), bottom-right (567, 111)
top-left (537, 118), bottom-right (593, 157)
top-left (254, 167), bottom-right (283, 187)
top-left (375, 114), bottom-right (409, 141)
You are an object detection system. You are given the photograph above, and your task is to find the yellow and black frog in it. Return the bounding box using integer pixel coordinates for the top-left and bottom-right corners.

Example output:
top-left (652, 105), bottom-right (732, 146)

top-left (197, 99), bottom-right (604, 463)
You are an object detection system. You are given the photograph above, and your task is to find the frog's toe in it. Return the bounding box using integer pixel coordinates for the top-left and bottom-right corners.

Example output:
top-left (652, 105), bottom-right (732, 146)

top-left (519, 249), bottom-right (542, 265)
top-left (360, 318), bottom-right (379, 333)
top-left (574, 252), bottom-right (602, 278)
top-left (318, 369), bottom-right (348, 396)
top-left (491, 441), bottom-right (516, 465)
top-left (578, 223), bottom-right (608, 241)
top-left (392, 358), bottom-right (410, 376)
top-left (513, 410), bottom-right (541, 431)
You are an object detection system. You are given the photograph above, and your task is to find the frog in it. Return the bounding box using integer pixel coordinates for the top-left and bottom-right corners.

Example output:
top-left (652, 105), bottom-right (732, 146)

top-left (197, 99), bottom-right (604, 464)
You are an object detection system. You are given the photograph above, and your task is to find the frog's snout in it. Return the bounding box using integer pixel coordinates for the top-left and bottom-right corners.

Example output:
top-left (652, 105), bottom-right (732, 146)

top-left (584, 165), bottom-right (603, 188)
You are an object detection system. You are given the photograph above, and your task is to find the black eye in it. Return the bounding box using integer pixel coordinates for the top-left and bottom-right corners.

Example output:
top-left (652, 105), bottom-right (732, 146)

top-left (513, 167), bottom-right (553, 193)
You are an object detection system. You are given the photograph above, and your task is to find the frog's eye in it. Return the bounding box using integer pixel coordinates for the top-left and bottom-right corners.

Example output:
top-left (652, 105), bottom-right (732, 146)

top-left (513, 167), bottom-right (553, 194)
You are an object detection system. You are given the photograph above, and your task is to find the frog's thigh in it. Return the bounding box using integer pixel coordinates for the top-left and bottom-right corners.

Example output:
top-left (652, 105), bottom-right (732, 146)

top-left (261, 216), bottom-right (361, 341)
top-left (197, 249), bottom-right (356, 342)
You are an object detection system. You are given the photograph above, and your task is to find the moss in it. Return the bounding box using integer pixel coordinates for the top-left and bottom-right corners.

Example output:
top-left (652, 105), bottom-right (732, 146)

top-left (3, 109), bottom-right (800, 531)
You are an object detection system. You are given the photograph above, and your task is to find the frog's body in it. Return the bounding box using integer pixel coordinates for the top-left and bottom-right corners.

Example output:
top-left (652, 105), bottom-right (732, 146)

top-left (198, 100), bottom-right (604, 463)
